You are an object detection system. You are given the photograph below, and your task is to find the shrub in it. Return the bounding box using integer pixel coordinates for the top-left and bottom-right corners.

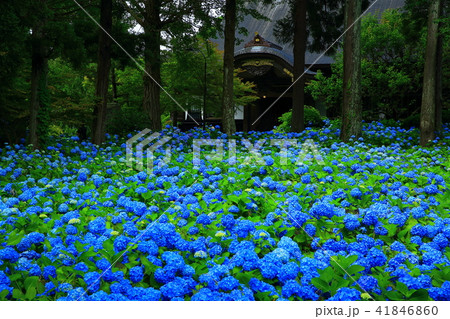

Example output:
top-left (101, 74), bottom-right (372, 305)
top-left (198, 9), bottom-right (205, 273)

top-left (106, 107), bottom-right (150, 136)
top-left (401, 110), bottom-right (450, 129)
top-left (275, 106), bottom-right (325, 132)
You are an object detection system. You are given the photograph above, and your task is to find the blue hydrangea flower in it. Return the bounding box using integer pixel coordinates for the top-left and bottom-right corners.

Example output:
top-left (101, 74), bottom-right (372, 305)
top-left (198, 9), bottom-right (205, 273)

top-left (191, 288), bottom-right (223, 301)
top-left (129, 266), bottom-right (144, 283)
top-left (357, 275), bottom-right (378, 291)
top-left (328, 287), bottom-right (361, 301)
top-left (114, 235), bottom-right (132, 252)
top-left (221, 214), bottom-right (236, 229)
top-left (278, 262), bottom-right (301, 282)
top-left (26, 233), bottom-right (44, 246)
top-left (350, 188), bottom-right (363, 199)
top-left (344, 214), bottom-right (360, 231)
top-left (84, 272), bottom-right (101, 292)
top-left (196, 214), bottom-right (211, 225)
top-left (0, 271), bottom-right (11, 285)
top-left (218, 276), bottom-right (240, 291)
top-left (58, 203), bottom-right (69, 213)
top-left (188, 226), bottom-right (199, 235)
top-left (228, 205), bottom-right (239, 213)
top-left (429, 281), bottom-right (450, 301)
top-left (43, 266), bottom-right (56, 280)
top-left (160, 277), bottom-right (189, 299)
top-left (248, 278), bottom-right (278, 297)
top-left (88, 218), bottom-right (106, 235)
top-left (281, 280), bottom-right (318, 300)
top-left (304, 224), bottom-right (316, 236)
top-left (74, 262), bottom-right (89, 272)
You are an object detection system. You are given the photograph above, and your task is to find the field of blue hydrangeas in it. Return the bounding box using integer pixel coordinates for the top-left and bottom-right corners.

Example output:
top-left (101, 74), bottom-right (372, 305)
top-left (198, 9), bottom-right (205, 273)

top-left (1, 120), bottom-right (450, 301)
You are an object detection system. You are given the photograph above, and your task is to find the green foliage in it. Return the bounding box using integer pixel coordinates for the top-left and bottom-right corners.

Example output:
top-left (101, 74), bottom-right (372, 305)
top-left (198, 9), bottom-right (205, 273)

top-left (113, 38), bottom-right (258, 130)
top-left (402, 110), bottom-right (450, 129)
top-left (47, 58), bottom-right (95, 132)
top-left (161, 39), bottom-right (224, 116)
top-left (0, 68), bottom-right (30, 144)
top-left (106, 107), bottom-right (150, 136)
top-left (312, 255), bottom-right (364, 299)
top-left (115, 61), bottom-right (145, 111)
top-left (162, 38), bottom-right (259, 117)
top-left (306, 9), bottom-right (431, 120)
top-left (274, 0), bottom-right (346, 53)
top-left (275, 106), bottom-right (324, 132)
top-left (306, 67), bottom-right (343, 116)
top-left (0, 1), bottom-right (27, 88)
top-left (0, 0), bottom-right (29, 144)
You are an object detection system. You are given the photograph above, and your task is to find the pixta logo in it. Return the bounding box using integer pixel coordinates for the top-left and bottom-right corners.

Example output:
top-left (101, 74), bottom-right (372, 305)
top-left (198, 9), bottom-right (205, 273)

top-left (193, 138), bottom-right (325, 166)
top-left (126, 129), bottom-right (325, 173)
top-left (126, 129), bottom-right (172, 173)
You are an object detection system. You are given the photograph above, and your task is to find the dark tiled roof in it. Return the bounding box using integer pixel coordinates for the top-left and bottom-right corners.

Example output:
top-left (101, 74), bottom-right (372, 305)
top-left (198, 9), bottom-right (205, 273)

top-left (212, 0), bottom-right (405, 65)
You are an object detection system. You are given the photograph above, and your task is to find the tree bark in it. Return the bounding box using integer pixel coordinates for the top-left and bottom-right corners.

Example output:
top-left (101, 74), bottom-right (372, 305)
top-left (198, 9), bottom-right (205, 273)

top-left (420, 0), bottom-right (441, 146)
top-left (291, 0), bottom-right (307, 133)
top-left (143, 0), bottom-right (162, 131)
top-left (222, 0), bottom-right (237, 135)
top-left (340, 0), bottom-right (362, 142)
top-left (30, 15), bottom-right (49, 149)
top-left (92, 0), bottom-right (112, 145)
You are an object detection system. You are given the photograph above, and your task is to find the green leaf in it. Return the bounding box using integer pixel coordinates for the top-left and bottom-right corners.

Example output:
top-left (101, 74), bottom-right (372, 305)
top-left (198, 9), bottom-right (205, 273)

top-left (397, 228), bottom-right (409, 239)
top-left (410, 268), bottom-right (421, 277)
top-left (141, 256), bottom-right (156, 273)
top-left (254, 291), bottom-right (273, 301)
top-left (384, 224), bottom-right (397, 237)
top-left (25, 287), bottom-right (36, 300)
top-left (346, 265), bottom-right (365, 275)
top-left (396, 282), bottom-right (409, 295)
top-left (285, 229), bottom-right (295, 237)
top-left (409, 289), bottom-right (429, 301)
top-left (235, 271), bottom-right (253, 285)
top-left (142, 192), bottom-right (153, 200)
top-left (0, 289), bottom-right (10, 300)
top-left (331, 279), bottom-right (350, 294)
top-left (24, 276), bottom-right (39, 291)
top-left (9, 273), bottom-right (22, 281)
top-left (311, 277), bottom-right (329, 292)
top-left (343, 255), bottom-right (359, 267)
top-left (12, 289), bottom-right (24, 300)
top-left (231, 267), bottom-right (240, 275)
top-left (385, 290), bottom-right (404, 301)
top-left (319, 267), bottom-right (334, 283)
top-left (273, 220), bottom-right (283, 229)
top-left (7, 231), bottom-right (24, 246)
top-left (330, 254), bottom-right (358, 270)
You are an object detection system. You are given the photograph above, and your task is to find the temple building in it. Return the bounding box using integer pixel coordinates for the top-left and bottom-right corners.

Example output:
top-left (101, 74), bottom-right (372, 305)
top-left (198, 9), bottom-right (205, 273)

top-left (234, 32), bottom-right (316, 131)
top-left (208, 0), bottom-right (405, 131)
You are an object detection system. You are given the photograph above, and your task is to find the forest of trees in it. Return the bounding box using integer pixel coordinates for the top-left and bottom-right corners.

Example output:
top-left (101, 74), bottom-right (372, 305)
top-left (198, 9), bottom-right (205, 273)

top-left (0, 0), bottom-right (448, 148)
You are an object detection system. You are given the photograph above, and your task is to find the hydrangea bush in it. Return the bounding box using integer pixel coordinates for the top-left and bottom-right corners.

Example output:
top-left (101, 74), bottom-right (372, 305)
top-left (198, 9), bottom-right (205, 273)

top-left (0, 121), bottom-right (449, 301)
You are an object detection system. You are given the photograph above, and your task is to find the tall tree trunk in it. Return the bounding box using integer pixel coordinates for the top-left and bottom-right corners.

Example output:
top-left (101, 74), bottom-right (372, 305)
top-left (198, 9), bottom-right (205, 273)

top-left (420, 0), bottom-right (441, 146)
top-left (143, 0), bottom-right (162, 131)
top-left (222, 0), bottom-right (236, 135)
top-left (92, 0), bottom-right (112, 145)
top-left (291, 0), bottom-right (307, 133)
top-left (30, 18), bottom-right (49, 149)
top-left (340, 0), bottom-right (362, 142)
